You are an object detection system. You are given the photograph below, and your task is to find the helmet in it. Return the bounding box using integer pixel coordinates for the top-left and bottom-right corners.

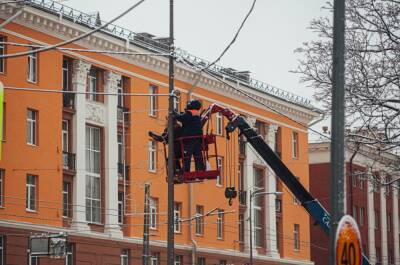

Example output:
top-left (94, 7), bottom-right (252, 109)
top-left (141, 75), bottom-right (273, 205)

top-left (186, 100), bottom-right (202, 110)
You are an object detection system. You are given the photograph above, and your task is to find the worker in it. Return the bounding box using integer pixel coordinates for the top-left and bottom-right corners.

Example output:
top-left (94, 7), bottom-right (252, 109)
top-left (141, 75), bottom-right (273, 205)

top-left (174, 100), bottom-right (205, 172)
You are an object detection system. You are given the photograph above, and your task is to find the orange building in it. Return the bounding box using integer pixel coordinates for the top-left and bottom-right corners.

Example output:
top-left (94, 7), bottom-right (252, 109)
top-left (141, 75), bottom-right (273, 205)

top-left (0, 1), bottom-right (320, 265)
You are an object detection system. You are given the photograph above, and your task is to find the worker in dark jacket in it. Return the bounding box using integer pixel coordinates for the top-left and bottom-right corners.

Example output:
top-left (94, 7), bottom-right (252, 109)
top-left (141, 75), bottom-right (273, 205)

top-left (174, 100), bottom-right (205, 172)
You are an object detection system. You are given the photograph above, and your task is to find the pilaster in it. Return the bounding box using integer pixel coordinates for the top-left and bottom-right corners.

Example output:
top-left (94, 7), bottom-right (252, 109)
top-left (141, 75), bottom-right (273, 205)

top-left (367, 167), bottom-right (376, 264)
top-left (393, 186), bottom-right (399, 265)
top-left (380, 183), bottom-right (388, 265)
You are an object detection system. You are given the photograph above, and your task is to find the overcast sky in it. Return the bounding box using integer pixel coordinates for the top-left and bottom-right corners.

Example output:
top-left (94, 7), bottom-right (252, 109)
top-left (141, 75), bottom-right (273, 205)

top-left (63, 0), bottom-right (330, 134)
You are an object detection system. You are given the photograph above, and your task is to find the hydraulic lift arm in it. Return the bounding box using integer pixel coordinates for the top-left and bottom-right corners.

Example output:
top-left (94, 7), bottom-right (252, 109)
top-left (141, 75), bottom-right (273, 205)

top-left (201, 104), bottom-right (370, 265)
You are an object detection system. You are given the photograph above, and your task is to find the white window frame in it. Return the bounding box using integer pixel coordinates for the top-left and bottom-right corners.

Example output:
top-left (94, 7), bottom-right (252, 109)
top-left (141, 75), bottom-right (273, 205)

top-left (148, 141), bottom-right (157, 172)
top-left (118, 192), bottom-right (124, 224)
top-left (197, 257), bottom-right (206, 265)
top-left (292, 131), bottom-right (299, 159)
top-left (62, 58), bottom-right (69, 91)
top-left (0, 36), bottom-right (5, 74)
top-left (27, 48), bottom-right (37, 83)
top-left (174, 255), bottom-right (182, 265)
top-left (195, 205), bottom-right (204, 236)
top-left (174, 202), bottom-right (181, 233)
top-left (0, 170), bottom-right (3, 207)
top-left (151, 253), bottom-right (159, 265)
top-left (239, 213), bottom-right (245, 243)
top-left (216, 112), bottom-right (223, 135)
top-left (118, 133), bottom-right (123, 164)
top-left (29, 255), bottom-right (38, 265)
top-left (26, 174), bottom-right (36, 211)
top-left (117, 79), bottom-right (124, 107)
top-left (62, 120), bottom-right (69, 152)
top-left (27, 109), bottom-right (37, 145)
top-left (216, 157), bottom-right (223, 186)
top-left (150, 197), bottom-right (157, 229)
top-left (293, 224), bottom-right (300, 250)
top-left (120, 249), bottom-right (129, 265)
top-left (87, 68), bottom-right (98, 101)
top-left (254, 203), bottom-right (263, 247)
top-left (65, 243), bottom-right (73, 265)
top-left (149, 85), bottom-right (157, 117)
top-left (62, 182), bottom-right (70, 218)
top-left (217, 209), bottom-right (224, 239)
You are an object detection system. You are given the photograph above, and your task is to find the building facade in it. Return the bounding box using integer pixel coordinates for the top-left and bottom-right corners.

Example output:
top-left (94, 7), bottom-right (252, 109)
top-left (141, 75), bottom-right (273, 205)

top-left (0, 1), bottom-right (319, 264)
top-left (309, 141), bottom-right (400, 265)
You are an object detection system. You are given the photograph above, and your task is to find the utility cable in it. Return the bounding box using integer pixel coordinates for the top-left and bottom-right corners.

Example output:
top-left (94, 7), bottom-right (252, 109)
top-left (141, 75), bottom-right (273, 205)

top-left (0, 0), bottom-right (147, 59)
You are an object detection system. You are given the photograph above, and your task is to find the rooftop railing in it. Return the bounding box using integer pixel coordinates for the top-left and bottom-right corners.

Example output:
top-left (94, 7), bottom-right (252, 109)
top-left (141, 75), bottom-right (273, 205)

top-left (26, 0), bottom-right (312, 108)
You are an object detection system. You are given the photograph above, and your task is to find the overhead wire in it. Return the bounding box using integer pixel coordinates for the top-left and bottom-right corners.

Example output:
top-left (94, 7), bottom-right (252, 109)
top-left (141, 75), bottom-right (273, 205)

top-left (0, 0), bottom-right (147, 59)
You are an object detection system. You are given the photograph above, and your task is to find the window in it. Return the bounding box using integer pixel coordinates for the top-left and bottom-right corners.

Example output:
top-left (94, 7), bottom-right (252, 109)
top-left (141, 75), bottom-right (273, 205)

top-left (293, 224), bottom-right (300, 250)
top-left (276, 198), bottom-right (282, 213)
top-left (253, 167), bottom-right (264, 190)
top-left (353, 205), bottom-right (358, 222)
top-left (292, 131), bottom-right (299, 159)
top-left (87, 68), bottom-right (98, 101)
top-left (216, 157), bottom-right (223, 186)
top-left (62, 182), bottom-right (71, 218)
top-left (118, 192), bottom-right (124, 224)
top-left (254, 198), bottom-right (263, 247)
top-left (62, 120), bottom-right (69, 153)
top-left (150, 252), bottom-right (159, 265)
top-left (27, 48), bottom-right (37, 82)
top-left (174, 255), bottom-right (182, 265)
top-left (216, 157), bottom-right (224, 186)
top-left (29, 256), bottom-right (38, 265)
top-left (62, 59), bottom-right (70, 91)
top-left (27, 109), bottom-right (38, 145)
top-left (0, 170), bottom-right (3, 207)
top-left (173, 96), bottom-right (180, 112)
top-left (174, 202), bottom-right (182, 233)
top-left (219, 260), bottom-right (227, 265)
top-left (195, 205), bottom-right (204, 236)
top-left (2, 102), bottom-right (6, 141)
top-left (216, 112), bottom-right (223, 135)
top-left (26, 175), bottom-right (36, 211)
top-left (239, 213), bottom-right (245, 243)
top-left (255, 120), bottom-right (268, 139)
top-left (149, 197), bottom-right (157, 229)
top-left (85, 126), bottom-right (101, 223)
top-left (387, 213), bottom-right (392, 231)
top-left (374, 210), bottom-right (380, 229)
top-left (120, 250), bottom-right (129, 265)
top-left (117, 79), bottom-right (124, 107)
top-left (217, 209), bottom-right (224, 239)
top-left (197, 257), bottom-right (206, 265)
top-left (149, 85), bottom-right (157, 117)
top-left (0, 235), bottom-right (4, 265)
top-left (118, 133), bottom-right (123, 164)
top-left (352, 174), bottom-right (357, 187)
top-left (359, 173), bottom-right (365, 190)
top-left (359, 207), bottom-right (364, 226)
top-left (65, 243), bottom-right (74, 265)
top-left (0, 36), bottom-right (5, 73)
top-left (148, 141), bottom-right (157, 172)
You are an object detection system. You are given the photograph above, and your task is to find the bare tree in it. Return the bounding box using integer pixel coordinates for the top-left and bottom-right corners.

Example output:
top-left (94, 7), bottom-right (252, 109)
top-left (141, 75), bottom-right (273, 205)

top-left (295, 0), bottom-right (400, 153)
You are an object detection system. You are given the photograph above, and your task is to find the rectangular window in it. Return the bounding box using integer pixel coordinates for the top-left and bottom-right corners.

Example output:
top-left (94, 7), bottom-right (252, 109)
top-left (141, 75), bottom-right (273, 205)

top-left (219, 260), bottom-right (227, 265)
top-left (254, 204), bottom-right (263, 247)
top-left (62, 182), bottom-right (71, 218)
top-left (276, 198), bottom-right (282, 213)
top-left (359, 207), bottom-right (364, 226)
top-left (352, 174), bottom-right (357, 187)
top-left (65, 243), bottom-right (74, 265)
top-left (293, 224), bottom-right (300, 250)
top-left (117, 79), bottom-right (124, 107)
top-left (120, 250), bottom-right (129, 265)
top-left (87, 68), bottom-right (98, 101)
top-left (29, 256), bottom-right (38, 265)
top-left (353, 205), bottom-right (358, 222)
top-left (253, 167), bottom-right (264, 190)
top-left (150, 197), bottom-right (157, 229)
top-left (149, 85), bottom-right (157, 117)
top-left (85, 126), bottom-right (101, 223)
top-left (0, 36), bottom-right (5, 73)
top-left (118, 192), bottom-right (124, 224)
top-left (62, 59), bottom-right (70, 91)
top-left (255, 121), bottom-right (268, 139)
top-left (2, 103), bottom-right (5, 141)
top-left (195, 205), bottom-right (204, 236)
top-left (239, 213), bottom-right (245, 243)
top-left (151, 253), bottom-right (159, 265)
top-left (148, 141), bottom-right (157, 172)
top-left (197, 257), bottom-right (205, 265)
top-left (174, 202), bottom-right (182, 233)
top-left (62, 120), bottom-right (69, 153)
top-left (174, 255), bottom-right (182, 265)
top-left (26, 175), bottom-right (37, 211)
top-left (0, 235), bottom-right (4, 265)
top-left (217, 208), bottom-right (224, 239)
top-left (216, 112), bottom-right (223, 135)
top-left (27, 48), bottom-right (37, 82)
top-left (27, 109), bottom-right (38, 145)
top-left (216, 157), bottom-right (223, 186)
top-left (292, 131), bottom-right (299, 159)
top-left (0, 169), bottom-right (3, 207)
top-left (118, 133), bottom-right (123, 164)
top-left (374, 210), bottom-right (380, 229)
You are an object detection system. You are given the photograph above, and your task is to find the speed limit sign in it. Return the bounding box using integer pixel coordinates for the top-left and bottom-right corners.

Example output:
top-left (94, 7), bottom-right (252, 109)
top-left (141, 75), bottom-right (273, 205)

top-left (335, 215), bottom-right (362, 265)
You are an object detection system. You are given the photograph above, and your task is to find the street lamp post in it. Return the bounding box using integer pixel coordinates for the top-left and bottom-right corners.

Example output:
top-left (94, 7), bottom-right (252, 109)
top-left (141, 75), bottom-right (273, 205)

top-left (249, 190), bottom-right (283, 265)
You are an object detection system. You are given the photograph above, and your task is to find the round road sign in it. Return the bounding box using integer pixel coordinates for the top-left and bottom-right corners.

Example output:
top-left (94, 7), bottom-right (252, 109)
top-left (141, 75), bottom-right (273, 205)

top-left (335, 215), bottom-right (362, 265)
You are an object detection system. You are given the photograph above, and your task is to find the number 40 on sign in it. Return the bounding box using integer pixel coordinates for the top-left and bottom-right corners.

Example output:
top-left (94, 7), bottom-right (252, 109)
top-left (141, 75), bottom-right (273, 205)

top-left (335, 215), bottom-right (362, 265)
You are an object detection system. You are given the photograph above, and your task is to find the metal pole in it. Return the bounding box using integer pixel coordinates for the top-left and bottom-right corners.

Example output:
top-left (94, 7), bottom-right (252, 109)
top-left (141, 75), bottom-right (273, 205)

top-left (329, 0), bottom-right (346, 264)
top-left (249, 192), bottom-right (253, 265)
top-left (142, 183), bottom-right (150, 265)
top-left (167, 0), bottom-right (175, 265)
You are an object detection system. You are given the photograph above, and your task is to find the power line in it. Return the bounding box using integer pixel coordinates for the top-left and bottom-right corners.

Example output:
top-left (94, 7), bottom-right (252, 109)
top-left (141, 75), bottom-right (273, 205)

top-left (0, 0), bottom-right (147, 59)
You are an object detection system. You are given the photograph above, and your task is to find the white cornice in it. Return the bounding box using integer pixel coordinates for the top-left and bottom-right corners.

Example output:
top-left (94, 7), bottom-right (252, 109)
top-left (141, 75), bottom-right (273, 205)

top-left (0, 5), bottom-right (319, 125)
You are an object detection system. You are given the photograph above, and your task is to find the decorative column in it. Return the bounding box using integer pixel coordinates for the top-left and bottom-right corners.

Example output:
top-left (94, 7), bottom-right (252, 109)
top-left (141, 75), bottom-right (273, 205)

top-left (104, 71), bottom-right (122, 237)
top-left (265, 124), bottom-right (279, 257)
top-left (393, 185), bottom-right (399, 265)
top-left (71, 60), bottom-right (91, 231)
top-left (380, 178), bottom-right (388, 265)
top-left (367, 167), bottom-right (376, 264)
